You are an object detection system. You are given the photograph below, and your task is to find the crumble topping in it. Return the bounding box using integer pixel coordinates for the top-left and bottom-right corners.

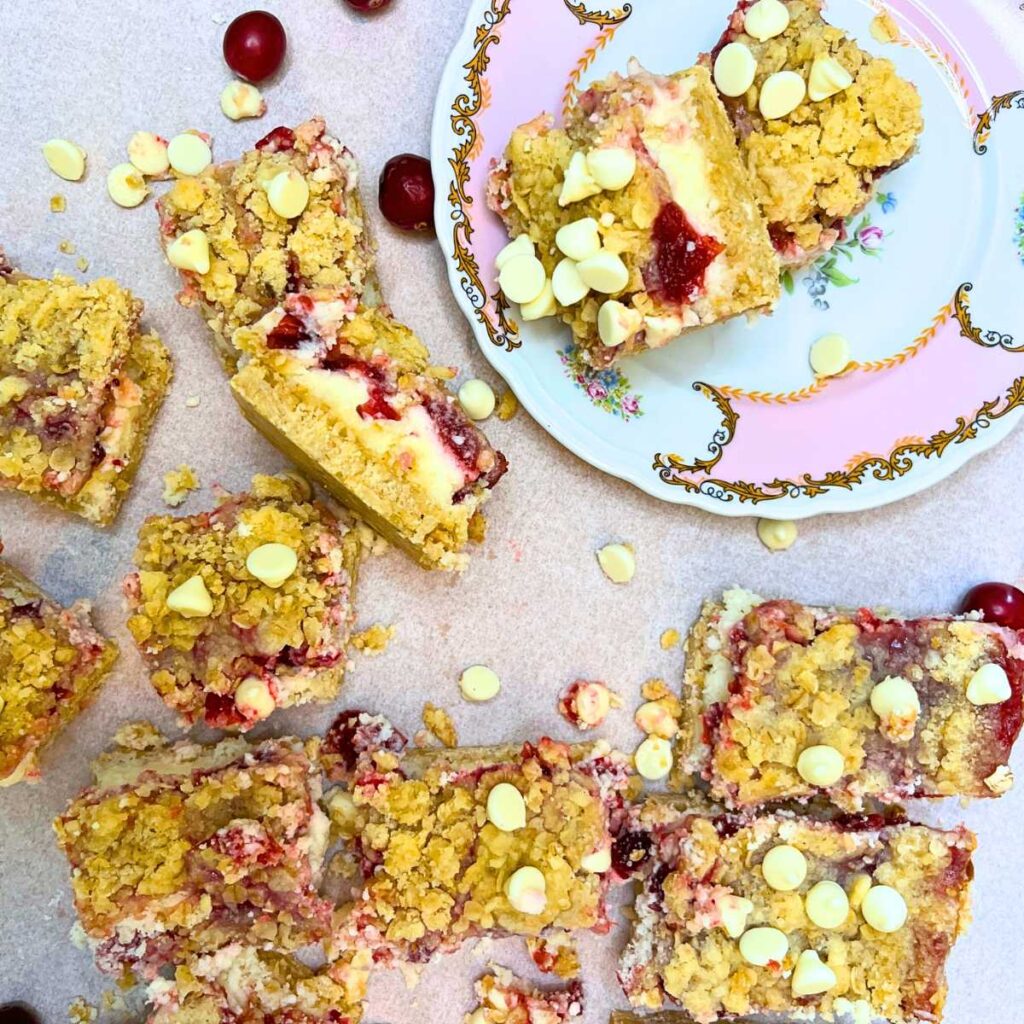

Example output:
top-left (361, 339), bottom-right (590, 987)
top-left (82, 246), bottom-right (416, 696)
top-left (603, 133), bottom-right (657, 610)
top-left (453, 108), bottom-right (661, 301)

top-left (468, 968), bottom-right (583, 1024)
top-left (422, 703), bottom-right (459, 747)
top-left (162, 464), bottom-right (199, 507)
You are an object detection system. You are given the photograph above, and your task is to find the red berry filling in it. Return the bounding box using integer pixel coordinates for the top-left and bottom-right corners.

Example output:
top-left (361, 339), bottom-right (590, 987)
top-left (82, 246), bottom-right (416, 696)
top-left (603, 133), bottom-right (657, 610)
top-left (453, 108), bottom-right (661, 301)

top-left (255, 125), bottom-right (296, 153)
top-left (646, 202), bottom-right (724, 306)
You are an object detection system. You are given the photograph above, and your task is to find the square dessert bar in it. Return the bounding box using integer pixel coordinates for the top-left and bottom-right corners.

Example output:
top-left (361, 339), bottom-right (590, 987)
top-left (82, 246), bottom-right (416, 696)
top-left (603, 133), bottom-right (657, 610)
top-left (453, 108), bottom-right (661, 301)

top-left (677, 590), bottom-right (1024, 810)
top-left (230, 296), bottom-right (508, 571)
top-left (321, 712), bottom-right (634, 963)
top-left (487, 63), bottom-right (778, 367)
top-left (157, 116), bottom-right (374, 371)
top-left (618, 804), bottom-right (975, 1024)
top-left (0, 256), bottom-right (171, 525)
top-left (704, 0), bottom-right (923, 266)
top-left (53, 724), bottom-right (333, 979)
top-left (123, 473), bottom-right (361, 730)
top-left (0, 557), bottom-right (117, 786)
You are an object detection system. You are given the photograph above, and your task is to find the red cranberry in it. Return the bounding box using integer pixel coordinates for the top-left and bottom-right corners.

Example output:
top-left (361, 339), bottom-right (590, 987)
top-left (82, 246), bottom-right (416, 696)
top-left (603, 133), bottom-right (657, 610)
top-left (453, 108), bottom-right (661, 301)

top-left (649, 202), bottom-right (724, 306)
top-left (255, 125), bottom-right (296, 152)
top-left (223, 11), bottom-right (287, 83)
top-left (323, 710), bottom-right (406, 773)
top-left (611, 830), bottom-right (652, 877)
top-left (345, 0), bottom-right (393, 10)
top-left (378, 154), bottom-right (435, 233)
top-left (959, 582), bottom-right (1024, 630)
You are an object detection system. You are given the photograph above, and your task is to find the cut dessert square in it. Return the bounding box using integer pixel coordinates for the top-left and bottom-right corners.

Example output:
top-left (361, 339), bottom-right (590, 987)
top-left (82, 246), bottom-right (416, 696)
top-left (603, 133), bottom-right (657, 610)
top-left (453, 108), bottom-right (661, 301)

top-left (321, 711), bottom-right (634, 964)
top-left (0, 556), bottom-right (117, 786)
top-left (467, 968), bottom-right (583, 1024)
top-left (123, 473), bottom-right (361, 730)
top-left (156, 116), bottom-right (374, 371)
top-left (53, 723), bottom-right (333, 980)
top-left (487, 62), bottom-right (779, 367)
top-left (703, 0), bottom-right (924, 266)
top-left (230, 296), bottom-right (508, 571)
top-left (677, 590), bottom-right (1024, 810)
top-left (0, 255), bottom-right (171, 525)
top-left (617, 803), bottom-right (975, 1024)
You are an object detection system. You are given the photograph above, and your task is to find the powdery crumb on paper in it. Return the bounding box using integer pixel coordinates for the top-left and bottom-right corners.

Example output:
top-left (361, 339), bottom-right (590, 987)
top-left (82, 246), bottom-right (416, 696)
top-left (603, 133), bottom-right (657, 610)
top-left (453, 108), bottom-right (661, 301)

top-left (185, 395), bottom-right (201, 408)
top-left (641, 677), bottom-right (671, 701)
top-left (162, 464), bottom-right (200, 507)
top-left (527, 930), bottom-right (582, 978)
top-left (58, 239), bottom-right (76, 255)
top-left (50, 194), bottom-right (67, 213)
top-left (76, 256), bottom-right (89, 272)
top-left (660, 628), bottom-right (680, 650)
top-left (68, 998), bottom-right (97, 1024)
top-left (468, 510), bottom-right (488, 544)
top-left (496, 389), bottom-right (519, 421)
top-left (351, 623), bottom-right (395, 655)
top-left (422, 702), bottom-right (458, 748)
top-left (426, 364), bottom-right (457, 381)
top-left (870, 12), bottom-right (902, 43)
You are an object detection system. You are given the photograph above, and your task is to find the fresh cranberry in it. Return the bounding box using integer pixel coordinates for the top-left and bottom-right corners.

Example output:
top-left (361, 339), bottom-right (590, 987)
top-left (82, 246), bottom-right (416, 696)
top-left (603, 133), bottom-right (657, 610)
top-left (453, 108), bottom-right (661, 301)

top-left (959, 582), bottom-right (1024, 630)
top-left (345, 0), bottom-right (393, 11)
top-left (378, 154), bottom-right (435, 232)
top-left (255, 125), bottom-right (296, 152)
top-left (0, 1007), bottom-right (41, 1024)
top-left (223, 11), bottom-right (287, 83)
top-left (611, 830), bottom-right (652, 877)
top-left (323, 710), bottom-right (406, 773)
top-left (647, 202), bottom-right (724, 306)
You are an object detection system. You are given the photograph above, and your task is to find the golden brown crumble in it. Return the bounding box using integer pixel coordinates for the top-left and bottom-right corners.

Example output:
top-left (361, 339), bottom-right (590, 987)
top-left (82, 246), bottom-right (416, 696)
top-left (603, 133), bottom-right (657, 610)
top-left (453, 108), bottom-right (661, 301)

top-left (469, 967), bottom-right (582, 1024)
top-left (351, 622), bottom-right (395, 655)
top-left (659, 629), bottom-right (681, 651)
top-left (162, 464), bottom-right (199, 507)
top-left (50, 194), bottom-right (67, 213)
top-left (495, 389), bottom-right (519, 422)
top-left (422, 703), bottom-right (459, 748)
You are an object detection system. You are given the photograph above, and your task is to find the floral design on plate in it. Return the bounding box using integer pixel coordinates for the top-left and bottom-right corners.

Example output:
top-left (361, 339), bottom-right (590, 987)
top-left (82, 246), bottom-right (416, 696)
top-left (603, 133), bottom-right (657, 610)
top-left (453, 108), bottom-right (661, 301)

top-left (1015, 193), bottom-right (1024, 267)
top-left (559, 345), bottom-right (643, 421)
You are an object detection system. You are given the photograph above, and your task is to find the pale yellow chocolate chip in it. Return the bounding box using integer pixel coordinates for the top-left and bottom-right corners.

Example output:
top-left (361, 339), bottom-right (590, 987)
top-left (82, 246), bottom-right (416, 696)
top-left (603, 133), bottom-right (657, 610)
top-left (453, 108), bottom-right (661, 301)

top-left (805, 880), bottom-right (850, 929)
top-left (761, 844), bottom-right (807, 891)
top-left (558, 151), bottom-right (602, 206)
top-left (458, 379), bottom-right (496, 421)
top-left (573, 681), bottom-right (613, 726)
top-left (808, 56), bottom-right (854, 102)
top-left (221, 80), bottom-right (266, 120)
top-left (246, 542), bottom-right (298, 588)
top-left (739, 926), bottom-right (788, 967)
top-left (759, 70), bottom-right (807, 120)
top-left (578, 250), bottom-right (629, 293)
top-left (127, 131), bottom-right (170, 176)
top-left (266, 169), bottom-right (310, 219)
top-left (966, 662), bottom-right (1011, 705)
top-left (810, 332), bottom-right (851, 377)
top-left (581, 844), bottom-right (611, 873)
top-left (499, 253), bottom-right (547, 304)
top-left (42, 139), bottom-right (86, 181)
top-left (744, 0), bottom-right (790, 41)
top-left (107, 163), bottom-right (150, 207)
top-left (796, 744), bottom-right (845, 786)
top-left (718, 895), bottom-right (754, 939)
top-left (460, 665), bottom-right (501, 702)
top-left (555, 217), bottom-right (601, 262)
top-left (792, 950), bottom-right (837, 996)
top-left (552, 258), bottom-right (589, 307)
top-left (486, 782), bottom-right (527, 832)
top-left (870, 675), bottom-right (920, 721)
top-left (586, 147), bottom-right (636, 191)
top-left (597, 300), bottom-right (642, 348)
top-left (635, 701), bottom-right (678, 739)
top-left (984, 764), bottom-right (1014, 794)
top-left (495, 234), bottom-right (535, 271)
top-left (861, 885), bottom-right (908, 933)
top-left (520, 279), bottom-right (556, 320)
top-left (757, 518), bottom-right (797, 551)
top-left (166, 229), bottom-right (211, 274)
top-left (505, 866), bottom-right (547, 914)
top-left (644, 314), bottom-right (685, 349)
top-left (634, 735), bottom-right (673, 780)
top-left (597, 542), bottom-right (635, 583)
top-left (167, 132), bottom-right (213, 175)
top-left (166, 575), bottom-right (213, 618)
top-left (235, 676), bottom-right (276, 721)
top-left (714, 42), bottom-right (758, 97)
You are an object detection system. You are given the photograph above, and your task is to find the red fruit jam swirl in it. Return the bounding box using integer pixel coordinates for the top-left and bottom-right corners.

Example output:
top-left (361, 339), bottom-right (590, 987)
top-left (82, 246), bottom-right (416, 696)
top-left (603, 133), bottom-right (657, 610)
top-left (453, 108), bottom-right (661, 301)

top-left (647, 202), bottom-right (724, 306)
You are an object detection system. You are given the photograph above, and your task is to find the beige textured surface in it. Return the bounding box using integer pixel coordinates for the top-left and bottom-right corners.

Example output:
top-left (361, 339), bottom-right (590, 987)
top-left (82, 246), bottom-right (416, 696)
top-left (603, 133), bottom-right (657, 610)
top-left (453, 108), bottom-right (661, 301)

top-left (0, 1), bottom-right (1022, 1022)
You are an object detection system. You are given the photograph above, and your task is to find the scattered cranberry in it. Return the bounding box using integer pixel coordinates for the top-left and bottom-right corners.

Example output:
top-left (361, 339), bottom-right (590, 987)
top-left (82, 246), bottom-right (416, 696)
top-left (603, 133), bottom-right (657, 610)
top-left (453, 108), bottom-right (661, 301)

top-left (378, 154), bottom-right (435, 232)
top-left (344, 0), bottom-right (393, 11)
top-left (323, 710), bottom-right (406, 773)
top-left (255, 125), bottom-right (296, 152)
top-left (223, 11), bottom-right (287, 83)
top-left (610, 830), bottom-right (652, 878)
top-left (959, 582), bottom-right (1024, 630)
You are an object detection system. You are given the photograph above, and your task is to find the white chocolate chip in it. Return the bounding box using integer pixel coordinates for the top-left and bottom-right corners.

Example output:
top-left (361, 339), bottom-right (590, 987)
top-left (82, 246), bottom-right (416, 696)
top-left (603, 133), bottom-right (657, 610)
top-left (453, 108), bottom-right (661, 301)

top-left (792, 950), bottom-right (837, 996)
top-left (577, 250), bottom-right (629, 294)
top-left (744, 0), bottom-right (790, 41)
top-left (460, 665), bottom-right (501, 702)
top-left (718, 894), bottom-right (754, 939)
top-left (714, 42), bottom-right (758, 97)
top-left (486, 782), bottom-right (527, 832)
top-left (870, 675), bottom-right (921, 741)
top-left (597, 542), bottom-right (635, 583)
top-left (599, 211), bottom-right (615, 228)
top-left (127, 131), bottom-right (170, 176)
top-left (810, 332), bottom-right (851, 378)
top-left (586, 147), bottom-right (637, 191)
top-left (499, 254), bottom-right (547, 304)
top-left (634, 735), bottom-right (673, 780)
top-left (759, 70), bottom-right (807, 120)
top-left (597, 300), bottom-right (643, 348)
top-left (235, 676), bottom-right (276, 721)
top-left (757, 518), bottom-right (797, 552)
top-left (266, 169), bottom-right (310, 219)
top-left (580, 844), bottom-right (612, 874)
top-left (166, 575), bottom-right (213, 618)
top-left (555, 217), bottom-right (602, 262)
top-left (221, 80), bottom-right (267, 120)
top-left (643, 314), bottom-right (685, 349)
top-left (805, 880), bottom-right (850, 929)
top-left (984, 764), bottom-right (1014, 794)
top-left (796, 744), bottom-right (845, 787)
top-left (520, 279), bottom-right (557, 320)
top-left (966, 662), bottom-right (1011, 706)
top-left (573, 681), bottom-right (613, 726)
top-left (739, 926), bottom-right (788, 967)
top-left (552, 258), bottom-right (590, 307)
top-left (558, 151), bottom-right (602, 206)
top-left (107, 163), bottom-right (150, 208)
top-left (808, 56), bottom-right (854, 102)
top-left (635, 701), bottom-right (679, 739)
top-left (458, 379), bottom-right (496, 420)
top-left (42, 139), bottom-right (86, 181)
top-left (761, 845), bottom-right (807, 891)
top-left (506, 866), bottom-right (547, 915)
top-left (167, 132), bottom-right (213, 176)
top-left (246, 542), bottom-right (299, 588)
top-left (495, 234), bottom-right (535, 271)
top-left (861, 885), bottom-right (908, 933)
top-left (166, 229), bottom-right (212, 274)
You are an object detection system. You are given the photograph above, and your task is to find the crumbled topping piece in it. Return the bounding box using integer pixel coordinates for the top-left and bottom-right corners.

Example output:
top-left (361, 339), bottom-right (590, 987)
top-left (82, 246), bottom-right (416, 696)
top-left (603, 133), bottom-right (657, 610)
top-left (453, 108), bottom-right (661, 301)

top-left (162, 464), bottom-right (200, 507)
top-left (351, 623), bottom-right (395, 655)
top-left (659, 628), bottom-right (680, 650)
top-left (422, 702), bottom-right (459, 747)
top-left (496, 389), bottom-right (519, 421)
top-left (559, 679), bottom-right (621, 730)
top-left (468, 968), bottom-right (582, 1024)
top-left (527, 931), bottom-right (581, 978)
top-left (50, 194), bottom-right (66, 213)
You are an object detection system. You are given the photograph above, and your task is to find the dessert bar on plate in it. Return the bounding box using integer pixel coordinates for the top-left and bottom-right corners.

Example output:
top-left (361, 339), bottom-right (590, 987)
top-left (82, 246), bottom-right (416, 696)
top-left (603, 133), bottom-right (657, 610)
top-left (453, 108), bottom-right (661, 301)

top-left (618, 802), bottom-right (975, 1024)
top-left (704, 0), bottom-right (923, 266)
top-left (677, 590), bottom-right (1024, 810)
top-left (321, 711), bottom-right (634, 963)
top-left (0, 556), bottom-right (117, 786)
top-left (467, 968), bottom-right (583, 1024)
top-left (123, 473), bottom-right (361, 730)
top-left (156, 116), bottom-right (375, 371)
top-left (487, 63), bottom-right (779, 367)
top-left (53, 724), bottom-right (333, 979)
top-left (0, 252), bottom-right (171, 525)
top-left (230, 296), bottom-right (508, 570)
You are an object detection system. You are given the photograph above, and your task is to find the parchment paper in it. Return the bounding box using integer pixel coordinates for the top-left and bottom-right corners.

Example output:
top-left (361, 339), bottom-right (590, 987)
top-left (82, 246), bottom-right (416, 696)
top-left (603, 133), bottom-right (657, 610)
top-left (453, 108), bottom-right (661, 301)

top-left (1, 1), bottom-right (1023, 1021)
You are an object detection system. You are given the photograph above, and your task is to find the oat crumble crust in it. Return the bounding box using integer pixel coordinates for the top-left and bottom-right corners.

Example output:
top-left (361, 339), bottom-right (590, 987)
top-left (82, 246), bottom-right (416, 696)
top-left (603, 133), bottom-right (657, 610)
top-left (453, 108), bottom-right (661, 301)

top-left (422, 702), bottom-right (459, 747)
top-left (705, 0), bottom-right (924, 264)
top-left (124, 474), bottom-right (361, 729)
top-left (619, 804), bottom-right (975, 1024)
top-left (0, 559), bottom-right (117, 785)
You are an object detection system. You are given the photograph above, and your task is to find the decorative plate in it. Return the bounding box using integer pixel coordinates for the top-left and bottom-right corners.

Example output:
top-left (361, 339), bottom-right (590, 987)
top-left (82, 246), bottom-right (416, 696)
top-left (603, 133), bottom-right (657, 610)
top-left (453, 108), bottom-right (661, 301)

top-left (432, 0), bottom-right (1024, 518)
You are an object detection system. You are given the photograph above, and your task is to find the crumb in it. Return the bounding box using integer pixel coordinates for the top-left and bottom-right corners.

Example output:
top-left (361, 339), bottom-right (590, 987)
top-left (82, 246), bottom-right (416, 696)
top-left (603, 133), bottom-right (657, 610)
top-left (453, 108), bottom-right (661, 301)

top-left (100, 990), bottom-right (126, 1014)
top-left (468, 510), bottom-right (488, 544)
top-left (50, 194), bottom-right (66, 213)
top-left (412, 729), bottom-right (433, 749)
top-left (422, 702), bottom-right (458, 748)
top-left (68, 998), bottom-right (97, 1024)
top-left (558, 679), bottom-right (622, 730)
top-left (660, 628), bottom-right (680, 650)
top-left (76, 256), bottom-right (89, 272)
top-left (426, 364), bottom-right (457, 381)
top-left (185, 395), bottom-right (201, 408)
top-left (162, 464), bottom-right (200, 507)
top-left (528, 931), bottom-right (582, 977)
top-left (351, 623), bottom-right (395, 655)
top-left (870, 12), bottom-right (902, 43)
top-left (58, 240), bottom-right (76, 255)
top-left (496, 389), bottom-right (519, 421)
top-left (641, 677), bottom-right (670, 701)
top-left (354, 520), bottom-right (390, 557)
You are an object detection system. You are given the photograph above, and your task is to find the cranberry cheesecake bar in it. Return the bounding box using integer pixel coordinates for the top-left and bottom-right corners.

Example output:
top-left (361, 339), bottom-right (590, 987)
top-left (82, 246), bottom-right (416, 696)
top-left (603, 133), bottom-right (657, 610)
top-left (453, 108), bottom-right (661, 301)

top-left (618, 803), bottom-right (975, 1023)
top-left (0, 255), bottom-right (171, 525)
top-left (677, 590), bottom-right (1024, 810)
top-left (467, 969), bottom-right (583, 1024)
top-left (53, 724), bottom-right (333, 979)
top-left (703, 0), bottom-right (923, 266)
top-left (322, 710), bottom-right (634, 963)
top-left (0, 556), bottom-right (117, 786)
top-left (230, 296), bottom-right (508, 570)
top-left (124, 473), bottom-right (361, 730)
top-left (487, 63), bottom-right (778, 367)
top-left (156, 117), bottom-right (374, 371)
